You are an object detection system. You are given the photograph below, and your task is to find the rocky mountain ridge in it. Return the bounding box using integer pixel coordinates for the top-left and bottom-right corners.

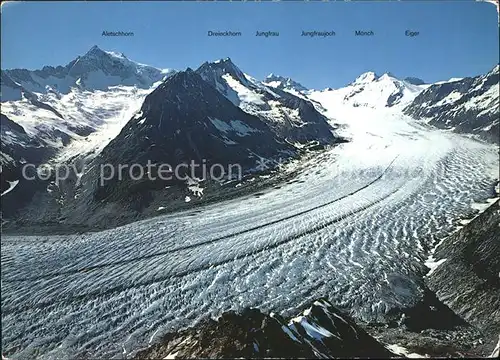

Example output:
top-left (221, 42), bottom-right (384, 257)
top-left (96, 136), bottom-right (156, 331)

top-left (2, 45), bottom-right (170, 97)
top-left (196, 58), bottom-right (337, 145)
top-left (0, 50), bottom-right (343, 229)
top-left (404, 65), bottom-right (499, 143)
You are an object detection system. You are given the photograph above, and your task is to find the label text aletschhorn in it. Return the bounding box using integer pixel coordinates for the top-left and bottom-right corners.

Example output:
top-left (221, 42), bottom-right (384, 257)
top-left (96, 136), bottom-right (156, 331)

top-left (102, 31), bottom-right (135, 37)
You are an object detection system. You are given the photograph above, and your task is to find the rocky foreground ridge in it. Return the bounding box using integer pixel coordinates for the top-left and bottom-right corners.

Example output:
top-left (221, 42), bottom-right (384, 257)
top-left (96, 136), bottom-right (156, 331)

top-left (426, 199), bottom-right (499, 351)
top-left (133, 299), bottom-right (395, 359)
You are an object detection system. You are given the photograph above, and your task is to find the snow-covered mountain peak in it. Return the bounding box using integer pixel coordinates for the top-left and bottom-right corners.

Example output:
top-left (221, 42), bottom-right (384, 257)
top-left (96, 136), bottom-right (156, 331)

top-left (199, 57), bottom-right (238, 71)
top-left (196, 57), bottom-right (249, 87)
top-left (2, 46), bottom-right (171, 97)
top-left (353, 71), bottom-right (379, 84)
top-left (70, 45), bottom-right (129, 71)
top-left (381, 71), bottom-right (396, 77)
top-left (68, 46), bottom-right (149, 79)
top-left (216, 57), bottom-right (233, 64)
top-left (109, 65), bottom-right (292, 165)
top-left (194, 59), bottom-right (337, 146)
top-left (377, 73), bottom-right (396, 82)
top-left (489, 64), bottom-right (499, 75)
top-left (80, 46), bottom-right (137, 65)
top-left (314, 70), bottom-right (428, 109)
top-left (1, 47), bottom-right (176, 165)
top-left (263, 73), bottom-right (308, 92)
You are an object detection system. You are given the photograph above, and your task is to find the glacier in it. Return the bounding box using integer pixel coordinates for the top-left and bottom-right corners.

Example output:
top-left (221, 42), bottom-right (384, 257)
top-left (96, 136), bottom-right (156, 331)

top-left (1, 97), bottom-right (498, 358)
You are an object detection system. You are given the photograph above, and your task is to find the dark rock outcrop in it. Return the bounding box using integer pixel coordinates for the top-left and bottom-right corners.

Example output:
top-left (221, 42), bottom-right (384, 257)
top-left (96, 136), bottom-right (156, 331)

top-left (86, 68), bottom-right (294, 202)
top-left (426, 200), bottom-right (500, 352)
top-left (196, 58), bottom-right (339, 146)
top-left (1, 114), bottom-right (56, 219)
top-left (133, 299), bottom-right (395, 359)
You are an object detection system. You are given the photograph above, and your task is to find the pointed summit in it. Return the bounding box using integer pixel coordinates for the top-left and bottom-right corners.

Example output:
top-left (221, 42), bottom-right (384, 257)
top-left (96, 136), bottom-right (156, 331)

top-left (79, 46), bottom-right (129, 63)
top-left (62, 46), bottom-right (167, 89)
top-left (383, 72), bottom-right (397, 78)
top-left (353, 71), bottom-right (379, 85)
top-left (264, 74), bottom-right (308, 92)
top-left (84, 45), bottom-right (106, 57)
top-left (377, 72), bottom-right (398, 82)
top-left (3, 46), bottom-right (167, 95)
top-left (215, 57), bottom-right (232, 64)
top-left (196, 57), bottom-right (250, 88)
top-left (343, 70), bottom-right (428, 108)
top-left (201, 57), bottom-right (241, 74)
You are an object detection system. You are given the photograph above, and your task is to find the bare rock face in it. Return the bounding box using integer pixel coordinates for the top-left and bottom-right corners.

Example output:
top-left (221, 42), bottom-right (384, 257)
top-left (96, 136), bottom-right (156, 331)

top-left (264, 73), bottom-right (309, 92)
top-left (196, 59), bottom-right (339, 146)
top-left (426, 200), bottom-right (500, 353)
top-left (133, 299), bottom-right (395, 359)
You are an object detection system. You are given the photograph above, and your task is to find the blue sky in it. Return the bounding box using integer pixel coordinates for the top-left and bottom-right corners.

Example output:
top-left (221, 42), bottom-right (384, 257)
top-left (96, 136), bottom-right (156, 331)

top-left (1, 1), bottom-right (498, 89)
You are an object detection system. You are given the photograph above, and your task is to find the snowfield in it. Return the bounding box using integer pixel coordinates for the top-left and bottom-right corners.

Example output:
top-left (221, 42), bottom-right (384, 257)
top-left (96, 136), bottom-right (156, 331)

top-left (1, 86), bottom-right (156, 163)
top-left (1, 93), bottom-right (499, 359)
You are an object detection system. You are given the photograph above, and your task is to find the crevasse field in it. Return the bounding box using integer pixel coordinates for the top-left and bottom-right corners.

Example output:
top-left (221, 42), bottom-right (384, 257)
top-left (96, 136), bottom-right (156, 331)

top-left (2, 97), bottom-right (499, 359)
